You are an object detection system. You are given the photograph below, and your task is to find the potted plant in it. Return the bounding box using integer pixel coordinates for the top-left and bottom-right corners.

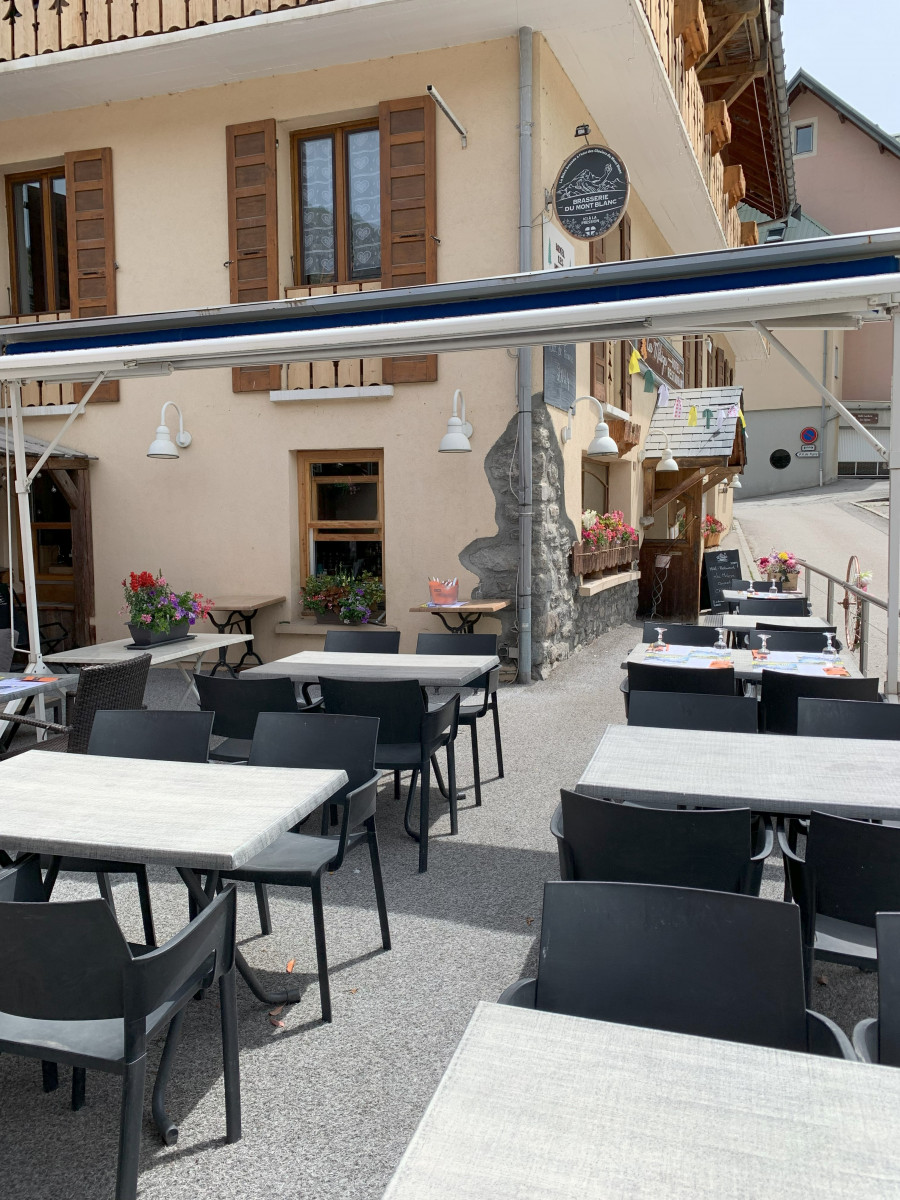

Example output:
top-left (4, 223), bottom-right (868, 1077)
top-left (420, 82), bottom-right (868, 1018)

top-left (574, 510), bottom-right (640, 576)
top-left (758, 550), bottom-right (801, 591)
top-left (121, 570), bottom-right (214, 646)
top-left (702, 514), bottom-right (725, 547)
top-left (302, 571), bottom-right (385, 625)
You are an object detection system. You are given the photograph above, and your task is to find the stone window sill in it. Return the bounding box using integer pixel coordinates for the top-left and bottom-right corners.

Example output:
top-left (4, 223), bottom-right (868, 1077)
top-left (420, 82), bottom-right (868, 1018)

top-left (275, 619), bottom-right (399, 635)
top-left (578, 568), bottom-right (641, 598)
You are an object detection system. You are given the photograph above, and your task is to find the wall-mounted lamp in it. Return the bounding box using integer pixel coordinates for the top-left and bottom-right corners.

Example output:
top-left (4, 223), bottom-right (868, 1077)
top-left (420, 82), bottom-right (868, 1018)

top-left (656, 433), bottom-right (679, 473)
top-left (575, 123), bottom-right (591, 141)
top-left (439, 389), bottom-right (473, 453)
top-left (147, 401), bottom-right (192, 460)
top-left (561, 394), bottom-right (619, 459)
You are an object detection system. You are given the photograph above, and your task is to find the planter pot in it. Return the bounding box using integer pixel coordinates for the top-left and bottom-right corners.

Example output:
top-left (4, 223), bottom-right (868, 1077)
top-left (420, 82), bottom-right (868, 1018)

top-left (314, 611), bottom-right (343, 625)
top-left (127, 619), bottom-right (190, 646)
top-left (785, 572), bottom-right (799, 591)
top-left (704, 532), bottom-right (721, 547)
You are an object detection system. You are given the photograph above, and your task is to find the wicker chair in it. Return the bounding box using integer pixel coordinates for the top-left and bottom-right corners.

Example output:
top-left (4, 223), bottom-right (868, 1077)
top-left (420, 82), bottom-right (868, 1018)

top-left (0, 653), bottom-right (152, 754)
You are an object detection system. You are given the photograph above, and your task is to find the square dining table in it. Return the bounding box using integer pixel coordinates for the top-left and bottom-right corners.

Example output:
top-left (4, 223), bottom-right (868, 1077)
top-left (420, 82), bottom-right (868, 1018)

top-left (625, 642), bottom-right (862, 681)
top-left (723, 613), bottom-right (832, 633)
top-left (0, 749), bottom-right (347, 1005)
top-left (243, 650), bottom-right (499, 688)
top-left (382, 1002), bottom-right (900, 1199)
top-left (576, 723), bottom-right (900, 821)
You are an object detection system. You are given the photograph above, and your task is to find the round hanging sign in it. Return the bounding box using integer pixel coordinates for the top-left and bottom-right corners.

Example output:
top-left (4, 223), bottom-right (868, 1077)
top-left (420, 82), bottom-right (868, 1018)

top-left (800, 426), bottom-right (819, 444)
top-left (552, 145), bottom-right (630, 241)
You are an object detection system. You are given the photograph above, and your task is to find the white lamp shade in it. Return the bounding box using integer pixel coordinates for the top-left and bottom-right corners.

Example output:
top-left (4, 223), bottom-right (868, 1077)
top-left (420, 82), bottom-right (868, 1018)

top-left (656, 448), bottom-right (679, 473)
top-left (147, 425), bottom-right (179, 459)
top-left (439, 417), bottom-right (472, 453)
top-left (731, 476), bottom-right (742, 489)
top-left (586, 419), bottom-right (619, 458)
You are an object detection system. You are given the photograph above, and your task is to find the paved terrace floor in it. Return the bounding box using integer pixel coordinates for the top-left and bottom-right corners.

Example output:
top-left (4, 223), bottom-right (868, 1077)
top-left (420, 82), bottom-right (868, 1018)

top-left (0, 622), bottom-right (878, 1199)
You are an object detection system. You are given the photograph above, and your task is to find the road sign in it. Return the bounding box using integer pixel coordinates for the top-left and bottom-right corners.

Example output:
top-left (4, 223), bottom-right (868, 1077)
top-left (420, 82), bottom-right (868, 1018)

top-left (800, 426), bottom-right (818, 444)
top-left (796, 448), bottom-right (820, 458)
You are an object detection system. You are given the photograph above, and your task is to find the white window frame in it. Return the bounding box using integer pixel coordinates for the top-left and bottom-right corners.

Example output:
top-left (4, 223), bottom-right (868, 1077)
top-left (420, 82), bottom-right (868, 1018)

top-left (791, 118), bottom-right (817, 158)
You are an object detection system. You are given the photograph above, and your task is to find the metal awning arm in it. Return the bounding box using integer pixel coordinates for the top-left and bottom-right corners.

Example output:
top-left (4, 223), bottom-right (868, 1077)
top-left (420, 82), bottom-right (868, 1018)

top-left (751, 321), bottom-right (888, 463)
top-left (23, 371), bottom-right (106, 488)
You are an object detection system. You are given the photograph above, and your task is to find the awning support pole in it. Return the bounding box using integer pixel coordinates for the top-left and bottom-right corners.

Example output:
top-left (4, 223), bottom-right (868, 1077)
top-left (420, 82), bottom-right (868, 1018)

top-left (887, 316), bottom-right (900, 698)
top-left (752, 321), bottom-right (888, 462)
top-left (8, 381), bottom-right (46, 673)
top-left (25, 372), bottom-right (106, 486)
top-left (516, 25), bottom-right (533, 685)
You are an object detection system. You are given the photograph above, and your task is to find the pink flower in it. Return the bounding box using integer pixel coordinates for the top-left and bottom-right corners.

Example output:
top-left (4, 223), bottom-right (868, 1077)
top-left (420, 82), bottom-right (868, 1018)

top-left (140, 614), bottom-right (152, 624)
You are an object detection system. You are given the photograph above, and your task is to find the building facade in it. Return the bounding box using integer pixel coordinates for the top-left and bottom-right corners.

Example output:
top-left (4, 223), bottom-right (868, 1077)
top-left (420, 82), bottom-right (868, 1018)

top-left (0, 0), bottom-right (791, 674)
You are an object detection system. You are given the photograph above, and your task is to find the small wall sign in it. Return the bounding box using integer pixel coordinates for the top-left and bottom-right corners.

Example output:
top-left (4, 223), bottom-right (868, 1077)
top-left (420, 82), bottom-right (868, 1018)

top-left (552, 145), bottom-right (630, 241)
top-left (800, 426), bottom-right (819, 444)
top-left (640, 336), bottom-right (685, 390)
top-left (855, 412), bottom-right (880, 426)
top-left (796, 448), bottom-right (820, 458)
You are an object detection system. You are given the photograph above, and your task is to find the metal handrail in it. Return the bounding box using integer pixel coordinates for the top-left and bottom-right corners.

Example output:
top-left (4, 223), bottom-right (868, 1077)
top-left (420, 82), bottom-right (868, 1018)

top-left (793, 558), bottom-right (886, 610)
top-left (792, 557), bottom-right (883, 676)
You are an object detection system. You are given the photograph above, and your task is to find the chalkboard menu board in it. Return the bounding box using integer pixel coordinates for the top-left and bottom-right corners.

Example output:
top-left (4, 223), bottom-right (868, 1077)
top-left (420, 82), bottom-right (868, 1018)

top-left (701, 548), bottom-right (742, 613)
top-left (543, 343), bottom-right (577, 412)
top-left (553, 145), bottom-right (630, 241)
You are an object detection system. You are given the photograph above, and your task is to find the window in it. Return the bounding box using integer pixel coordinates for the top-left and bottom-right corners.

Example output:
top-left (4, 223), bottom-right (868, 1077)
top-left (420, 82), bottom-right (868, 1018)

top-left (582, 459), bottom-right (609, 513)
top-left (769, 449), bottom-right (791, 470)
top-left (6, 168), bottom-right (69, 314)
top-left (792, 121), bottom-right (816, 156)
top-left (292, 124), bottom-right (381, 285)
top-left (298, 450), bottom-right (384, 583)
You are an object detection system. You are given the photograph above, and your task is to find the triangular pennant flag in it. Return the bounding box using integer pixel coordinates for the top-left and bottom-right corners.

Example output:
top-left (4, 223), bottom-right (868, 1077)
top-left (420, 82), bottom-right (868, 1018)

top-left (658, 384), bottom-right (669, 407)
top-left (716, 408), bottom-right (725, 432)
top-left (702, 408), bottom-right (713, 429)
top-left (728, 404), bottom-right (739, 418)
top-left (673, 396), bottom-right (683, 419)
top-left (687, 405), bottom-right (698, 427)
top-left (628, 348), bottom-right (641, 375)
top-left (643, 368), bottom-right (655, 393)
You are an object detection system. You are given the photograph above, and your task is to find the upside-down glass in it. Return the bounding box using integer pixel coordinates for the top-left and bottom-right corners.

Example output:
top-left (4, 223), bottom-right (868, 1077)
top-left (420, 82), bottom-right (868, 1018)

top-left (714, 628), bottom-right (729, 654)
top-left (653, 627), bottom-right (667, 650)
top-left (757, 633), bottom-right (770, 660)
top-left (769, 578), bottom-right (778, 594)
top-left (822, 632), bottom-right (838, 660)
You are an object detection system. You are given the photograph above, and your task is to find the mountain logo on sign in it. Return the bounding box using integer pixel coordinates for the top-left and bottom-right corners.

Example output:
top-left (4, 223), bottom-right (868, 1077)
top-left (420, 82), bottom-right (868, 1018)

top-left (556, 166), bottom-right (618, 199)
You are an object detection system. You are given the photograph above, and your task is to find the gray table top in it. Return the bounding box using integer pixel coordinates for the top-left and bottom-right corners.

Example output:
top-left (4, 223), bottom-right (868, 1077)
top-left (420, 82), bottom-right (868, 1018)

top-left (383, 1002), bottom-right (900, 1200)
top-left (0, 751), bottom-right (346, 870)
top-left (0, 671), bottom-right (79, 699)
top-left (724, 614), bottom-right (831, 631)
top-left (721, 588), bottom-right (804, 601)
top-left (626, 643), bottom-right (862, 681)
top-left (44, 632), bottom-right (251, 666)
top-left (244, 651), bottom-right (499, 687)
top-left (577, 724), bottom-right (900, 820)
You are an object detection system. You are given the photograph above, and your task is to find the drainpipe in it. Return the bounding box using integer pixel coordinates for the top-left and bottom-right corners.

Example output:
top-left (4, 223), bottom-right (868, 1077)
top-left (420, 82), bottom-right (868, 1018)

top-left (516, 26), bottom-right (533, 684)
top-left (820, 331), bottom-right (828, 487)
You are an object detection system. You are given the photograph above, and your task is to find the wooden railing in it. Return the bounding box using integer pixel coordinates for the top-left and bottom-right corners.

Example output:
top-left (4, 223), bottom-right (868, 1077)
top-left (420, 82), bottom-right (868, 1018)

top-left (0, 312), bottom-right (76, 407)
top-left (638, 0), bottom-right (742, 248)
top-left (281, 283), bottom-right (384, 390)
top-left (0, 0), bottom-right (334, 61)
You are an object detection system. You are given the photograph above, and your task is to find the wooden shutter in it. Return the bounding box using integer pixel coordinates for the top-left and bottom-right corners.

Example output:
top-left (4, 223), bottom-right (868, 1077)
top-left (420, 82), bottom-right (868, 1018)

top-left (693, 337), bottom-right (704, 387)
top-left (618, 214), bottom-right (632, 412)
top-left (589, 239), bottom-right (611, 404)
top-left (65, 147), bottom-right (118, 402)
top-left (379, 96), bottom-right (437, 384)
top-left (715, 346), bottom-right (725, 387)
top-left (226, 119), bottom-right (280, 393)
top-left (683, 336), bottom-right (694, 394)
top-left (706, 340), bottom-right (714, 388)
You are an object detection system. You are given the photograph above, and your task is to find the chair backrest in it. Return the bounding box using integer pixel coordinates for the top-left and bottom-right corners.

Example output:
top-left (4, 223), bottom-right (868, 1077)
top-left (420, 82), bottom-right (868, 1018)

top-left (747, 630), bottom-right (843, 653)
top-left (797, 697), bottom-right (900, 741)
top-left (756, 621), bottom-right (837, 635)
top-left (0, 626), bottom-right (15, 674)
top-left (628, 689), bottom-right (758, 733)
top-left (739, 598), bottom-right (807, 616)
top-left (415, 632), bottom-right (498, 656)
top-left (534, 880), bottom-right (808, 1051)
top-left (323, 629), bottom-right (400, 654)
top-left (732, 577), bottom-right (782, 592)
top-left (803, 812), bottom-right (900, 928)
top-left (876, 912), bottom-right (900, 1067)
top-left (0, 855), bottom-right (46, 902)
top-left (627, 661), bottom-right (735, 696)
top-left (557, 790), bottom-right (758, 892)
top-left (88, 709), bottom-right (214, 762)
top-left (68, 653), bottom-right (152, 754)
top-left (760, 671), bottom-right (880, 735)
top-left (249, 711), bottom-right (379, 797)
top-left (319, 677), bottom-right (425, 744)
top-left (640, 622), bottom-right (719, 646)
top-left (193, 673), bottom-right (298, 740)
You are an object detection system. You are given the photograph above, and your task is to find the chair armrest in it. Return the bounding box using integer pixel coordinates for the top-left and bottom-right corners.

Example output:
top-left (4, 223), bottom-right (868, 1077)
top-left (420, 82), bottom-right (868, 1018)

top-left (750, 815), bottom-right (775, 863)
top-left (852, 1017), bottom-right (878, 1064)
top-left (300, 682), bottom-right (320, 706)
top-left (776, 818), bottom-right (804, 865)
top-left (0, 711), bottom-right (69, 735)
top-left (550, 802), bottom-right (576, 880)
top-left (298, 695), bottom-right (323, 713)
top-left (806, 1009), bottom-right (857, 1060)
top-left (497, 978), bottom-right (537, 1008)
top-left (421, 693), bottom-right (460, 745)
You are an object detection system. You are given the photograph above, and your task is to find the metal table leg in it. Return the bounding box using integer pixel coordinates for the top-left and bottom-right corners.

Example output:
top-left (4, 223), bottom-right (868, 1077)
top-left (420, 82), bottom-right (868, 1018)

top-left (435, 612), bottom-right (480, 634)
top-left (207, 610), bottom-right (240, 677)
top-left (234, 609), bottom-right (263, 668)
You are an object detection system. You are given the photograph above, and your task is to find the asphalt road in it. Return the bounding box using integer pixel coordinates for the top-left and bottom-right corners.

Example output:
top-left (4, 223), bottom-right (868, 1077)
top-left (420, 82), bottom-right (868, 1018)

top-left (734, 477), bottom-right (889, 683)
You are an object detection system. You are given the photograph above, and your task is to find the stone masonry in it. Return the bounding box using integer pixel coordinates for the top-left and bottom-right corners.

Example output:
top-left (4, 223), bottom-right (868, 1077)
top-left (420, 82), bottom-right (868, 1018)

top-left (461, 398), bottom-right (639, 679)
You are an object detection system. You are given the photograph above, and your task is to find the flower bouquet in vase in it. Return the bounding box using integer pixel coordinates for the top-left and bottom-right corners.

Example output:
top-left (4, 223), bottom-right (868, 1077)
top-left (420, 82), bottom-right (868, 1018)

top-left (758, 550), bottom-right (801, 591)
top-left (121, 570), bottom-right (214, 646)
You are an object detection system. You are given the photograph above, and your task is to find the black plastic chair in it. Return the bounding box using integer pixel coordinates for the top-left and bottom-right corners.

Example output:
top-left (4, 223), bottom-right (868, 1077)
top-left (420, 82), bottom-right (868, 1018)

top-left (193, 673), bottom-right (306, 762)
top-left (628, 689), bottom-right (758, 733)
top-left (854, 912), bottom-right (900, 1067)
top-left (622, 662), bottom-right (736, 719)
top-left (41, 708), bottom-right (216, 949)
top-left (498, 881), bottom-right (852, 1057)
top-left (416, 632), bottom-right (503, 807)
top-left (739, 597), bottom-right (808, 616)
top-left (756, 620), bottom-right (837, 635)
top-left (640, 622), bottom-right (719, 646)
top-left (219, 713), bottom-right (390, 1023)
top-left (323, 629), bottom-right (400, 653)
top-left (797, 697), bottom-right (900, 741)
top-left (746, 630), bottom-right (843, 653)
top-left (760, 670), bottom-right (880, 735)
top-left (778, 812), bottom-right (900, 1001)
top-left (0, 864), bottom-right (240, 1200)
top-left (551, 790), bottom-right (772, 895)
top-left (732, 577), bottom-right (782, 592)
top-left (320, 678), bottom-right (459, 873)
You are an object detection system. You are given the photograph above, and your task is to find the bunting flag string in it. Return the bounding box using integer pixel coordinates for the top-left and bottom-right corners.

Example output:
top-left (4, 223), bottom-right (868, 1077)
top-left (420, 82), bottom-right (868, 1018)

top-left (727, 404), bottom-right (739, 418)
top-left (628, 348), bottom-right (641, 375)
top-left (673, 396), bottom-right (683, 419)
top-left (687, 405), bottom-right (698, 427)
top-left (738, 410), bottom-right (747, 428)
top-left (716, 407), bottom-right (725, 432)
top-left (657, 384), bottom-right (670, 407)
top-left (702, 408), bottom-right (713, 429)
top-left (643, 369), bottom-right (655, 393)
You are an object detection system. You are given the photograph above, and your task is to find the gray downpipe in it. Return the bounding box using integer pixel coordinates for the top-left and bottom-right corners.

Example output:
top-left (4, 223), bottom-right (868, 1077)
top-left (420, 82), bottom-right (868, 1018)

top-left (516, 26), bottom-right (533, 684)
top-left (820, 331), bottom-right (828, 487)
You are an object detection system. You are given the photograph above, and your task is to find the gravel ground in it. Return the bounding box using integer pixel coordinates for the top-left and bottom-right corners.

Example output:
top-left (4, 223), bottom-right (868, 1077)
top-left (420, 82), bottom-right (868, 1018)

top-left (0, 629), bottom-right (878, 1199)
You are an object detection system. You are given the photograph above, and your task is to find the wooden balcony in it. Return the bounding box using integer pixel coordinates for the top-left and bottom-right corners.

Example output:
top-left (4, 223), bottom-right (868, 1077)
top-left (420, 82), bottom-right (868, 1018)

top-left (0, 0), bottom-right (333, 61)
top-left (0, 312), bottom-right (77, 409)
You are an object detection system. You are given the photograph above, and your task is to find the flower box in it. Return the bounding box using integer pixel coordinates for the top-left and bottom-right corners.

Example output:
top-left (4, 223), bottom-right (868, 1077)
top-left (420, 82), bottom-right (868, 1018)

top-left (127, 619), bottom-right (191, 647)
top-left (704, 532), bottom-right (722, 547)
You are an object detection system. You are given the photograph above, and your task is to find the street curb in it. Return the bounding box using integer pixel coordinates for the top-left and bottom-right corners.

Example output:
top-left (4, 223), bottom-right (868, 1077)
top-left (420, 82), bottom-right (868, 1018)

top-left (731, 518), bottom-right (759, 581)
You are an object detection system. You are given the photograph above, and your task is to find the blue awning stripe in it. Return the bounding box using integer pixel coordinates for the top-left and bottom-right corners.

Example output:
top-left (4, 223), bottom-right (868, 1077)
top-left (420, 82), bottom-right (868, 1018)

top-left (4, 253), bottom-right (897, 357)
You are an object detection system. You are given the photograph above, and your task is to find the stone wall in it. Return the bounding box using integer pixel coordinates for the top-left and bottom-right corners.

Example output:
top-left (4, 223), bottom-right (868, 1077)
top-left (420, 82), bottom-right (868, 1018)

top-left (461, 398), bottom-right (639, 679)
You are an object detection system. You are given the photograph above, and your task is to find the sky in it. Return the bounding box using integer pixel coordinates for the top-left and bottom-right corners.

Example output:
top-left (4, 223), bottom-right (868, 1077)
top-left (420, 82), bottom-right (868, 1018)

top-left (782, 1), bottom-right (900, 134)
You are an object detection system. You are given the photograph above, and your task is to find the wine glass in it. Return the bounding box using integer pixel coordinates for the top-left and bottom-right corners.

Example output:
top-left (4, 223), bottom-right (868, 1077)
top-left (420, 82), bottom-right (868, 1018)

top-left (747, 580), bottom-right (756, 595)
top-left (769, 578), bottom-right (778, 594)
top-left (822, 632), bottom-right (837, 660)
top-left (713, 628), bottom-right (729, 654)
top-left (756, 633), bottom-right (770, 660)
top-left (653, 626), bottom-right (667, 650)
